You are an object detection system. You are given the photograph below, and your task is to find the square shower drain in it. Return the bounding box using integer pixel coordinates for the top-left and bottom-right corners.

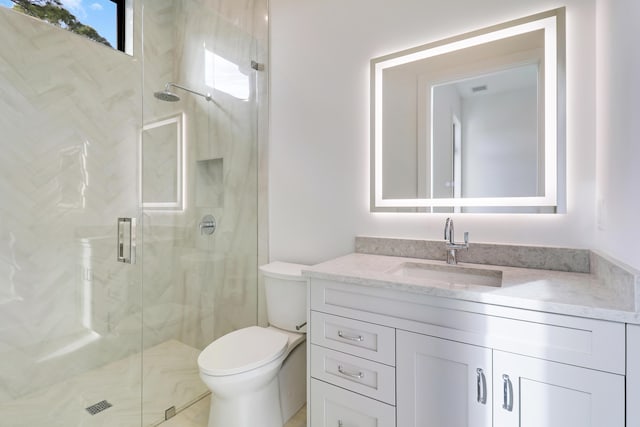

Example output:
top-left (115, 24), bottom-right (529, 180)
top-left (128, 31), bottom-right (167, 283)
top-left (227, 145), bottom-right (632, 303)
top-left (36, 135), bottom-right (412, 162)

top-left (85, 400), bottom-right (113, 415)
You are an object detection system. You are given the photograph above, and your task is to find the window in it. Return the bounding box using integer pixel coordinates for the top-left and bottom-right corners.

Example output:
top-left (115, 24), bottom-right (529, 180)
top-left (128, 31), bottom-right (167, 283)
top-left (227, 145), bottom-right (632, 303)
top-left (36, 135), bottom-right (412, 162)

top-left (0, 0), bottom-right (127, 53)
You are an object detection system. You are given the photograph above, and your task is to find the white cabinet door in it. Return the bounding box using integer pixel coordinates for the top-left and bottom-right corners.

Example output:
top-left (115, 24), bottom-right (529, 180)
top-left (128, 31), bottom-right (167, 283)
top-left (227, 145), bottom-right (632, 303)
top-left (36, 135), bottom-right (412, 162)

top-left (493, 351), bottom-right (625, 427)
top-left (397, 330), bottom-right (492, 427)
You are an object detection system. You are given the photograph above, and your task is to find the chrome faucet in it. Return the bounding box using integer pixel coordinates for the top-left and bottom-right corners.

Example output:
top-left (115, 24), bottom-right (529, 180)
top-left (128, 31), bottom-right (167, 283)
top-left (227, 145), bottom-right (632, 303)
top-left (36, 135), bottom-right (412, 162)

top-left (444, 217), bottom-right (469, 265)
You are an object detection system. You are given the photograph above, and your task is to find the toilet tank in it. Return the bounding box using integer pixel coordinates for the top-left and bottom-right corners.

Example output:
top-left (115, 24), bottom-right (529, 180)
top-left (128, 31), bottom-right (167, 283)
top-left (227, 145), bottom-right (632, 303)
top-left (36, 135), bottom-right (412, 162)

top-left (259, 262), bottom-right (309, 333)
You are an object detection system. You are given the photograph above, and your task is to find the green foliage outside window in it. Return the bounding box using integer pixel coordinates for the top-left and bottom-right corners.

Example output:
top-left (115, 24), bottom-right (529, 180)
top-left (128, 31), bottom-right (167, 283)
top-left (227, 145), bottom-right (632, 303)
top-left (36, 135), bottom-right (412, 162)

top-left (7, 0), bottom-right (112, 48)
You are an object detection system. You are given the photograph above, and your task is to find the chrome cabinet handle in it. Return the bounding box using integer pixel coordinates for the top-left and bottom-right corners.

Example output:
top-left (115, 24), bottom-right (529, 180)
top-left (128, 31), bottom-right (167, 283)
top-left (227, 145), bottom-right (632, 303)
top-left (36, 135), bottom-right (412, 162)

top-left (337, 365), bottom-right (364, 379)
top-left (117, 218), bottom-right (136, 264)
top-left (502, 374), bottom-right (514, 412)
top-left (476, 368), bottom-right (487, 404)
top-left (337, 330), bottom-right (364, 342)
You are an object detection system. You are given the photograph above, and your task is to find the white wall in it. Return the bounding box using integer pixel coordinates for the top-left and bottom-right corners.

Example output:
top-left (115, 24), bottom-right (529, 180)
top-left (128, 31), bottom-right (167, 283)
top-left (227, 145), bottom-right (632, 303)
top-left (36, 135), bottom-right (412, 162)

top-left (270, 0), bottom-right (597, 265)
top-left (595, 0), bottom-right (640, 270)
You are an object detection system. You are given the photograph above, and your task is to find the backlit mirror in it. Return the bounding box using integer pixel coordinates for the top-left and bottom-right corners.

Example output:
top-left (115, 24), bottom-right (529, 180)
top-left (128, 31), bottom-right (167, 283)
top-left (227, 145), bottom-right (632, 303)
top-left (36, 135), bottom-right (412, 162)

top-left (371, 8), bottom-right (565, 213)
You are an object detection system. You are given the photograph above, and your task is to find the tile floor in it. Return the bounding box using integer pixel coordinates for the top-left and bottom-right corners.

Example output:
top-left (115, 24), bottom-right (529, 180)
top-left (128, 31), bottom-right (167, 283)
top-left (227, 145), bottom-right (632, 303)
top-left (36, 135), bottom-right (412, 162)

top-left (161, 395), bottom-right (307, 427)
top-left (1, 338), bottom-right (305, 427)
top-left (0, 340), bottom-right (208, 426)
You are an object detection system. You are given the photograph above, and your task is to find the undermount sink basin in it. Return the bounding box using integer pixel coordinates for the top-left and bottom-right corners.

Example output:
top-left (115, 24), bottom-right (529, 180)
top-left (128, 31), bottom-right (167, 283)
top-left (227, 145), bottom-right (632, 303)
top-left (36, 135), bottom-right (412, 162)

top-left (388, 262), bottom-right (503, 287)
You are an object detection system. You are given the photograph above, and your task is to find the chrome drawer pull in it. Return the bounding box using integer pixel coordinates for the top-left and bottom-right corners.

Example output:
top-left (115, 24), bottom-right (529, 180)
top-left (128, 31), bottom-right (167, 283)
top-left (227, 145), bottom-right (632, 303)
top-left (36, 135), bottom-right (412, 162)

top-left (502, 374), bottom-right (514, 412)
top-left (476, 368), bottom-right (487, 404)
top-left (337, 365), bottom-right (364, 379)
top-left (337, 330), bottom-right (364, 342)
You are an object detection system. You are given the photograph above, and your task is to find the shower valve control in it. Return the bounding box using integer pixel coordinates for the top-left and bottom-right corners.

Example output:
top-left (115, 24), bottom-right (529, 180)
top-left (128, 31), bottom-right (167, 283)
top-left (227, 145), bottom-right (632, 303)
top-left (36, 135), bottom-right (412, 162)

top-left (199, 215), bottom-right (217, 236)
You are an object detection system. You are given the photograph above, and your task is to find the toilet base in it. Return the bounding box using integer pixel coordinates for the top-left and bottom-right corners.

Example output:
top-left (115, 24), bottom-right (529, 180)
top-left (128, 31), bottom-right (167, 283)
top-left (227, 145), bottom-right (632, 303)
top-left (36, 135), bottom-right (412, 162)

top-left (279, 339), bottom-right (306, 423)
top-left (208, 375), bottom-right (283, 427)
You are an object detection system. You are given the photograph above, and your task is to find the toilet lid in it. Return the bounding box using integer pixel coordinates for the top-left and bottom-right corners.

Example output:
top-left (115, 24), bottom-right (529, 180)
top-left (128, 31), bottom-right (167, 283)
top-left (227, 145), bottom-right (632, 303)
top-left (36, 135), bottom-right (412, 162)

top-left (198, 326), bottom-right (288, 376)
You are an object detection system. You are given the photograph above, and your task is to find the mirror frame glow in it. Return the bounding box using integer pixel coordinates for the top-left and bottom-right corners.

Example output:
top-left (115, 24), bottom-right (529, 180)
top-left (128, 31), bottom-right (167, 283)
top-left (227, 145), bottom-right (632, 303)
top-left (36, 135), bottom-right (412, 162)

top-left (371, 8), bottom-right (565, 212)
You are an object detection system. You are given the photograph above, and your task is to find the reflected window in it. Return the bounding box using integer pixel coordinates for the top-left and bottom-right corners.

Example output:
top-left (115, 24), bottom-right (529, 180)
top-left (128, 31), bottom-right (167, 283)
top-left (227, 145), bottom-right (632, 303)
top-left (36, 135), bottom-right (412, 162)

top-left (205, 48), bottom-right (250, 100)
top-left (0, 0), bottom-right (126, 52)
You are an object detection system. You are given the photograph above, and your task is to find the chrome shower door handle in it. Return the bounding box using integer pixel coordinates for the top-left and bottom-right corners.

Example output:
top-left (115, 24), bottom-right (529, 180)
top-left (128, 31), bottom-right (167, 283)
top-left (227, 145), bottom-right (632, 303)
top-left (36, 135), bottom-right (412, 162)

top-left (117, 217), bottom-right (136, 264)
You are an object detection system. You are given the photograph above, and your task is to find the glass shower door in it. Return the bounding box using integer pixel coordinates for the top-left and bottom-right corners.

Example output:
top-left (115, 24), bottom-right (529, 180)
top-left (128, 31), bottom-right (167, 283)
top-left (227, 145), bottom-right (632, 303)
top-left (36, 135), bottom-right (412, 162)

top-left (0, 0), bottom-right (267, 423)
top-left (139, 0), bottom-right (266, 424)
top-left (0, 5), bottom-right (144, 426)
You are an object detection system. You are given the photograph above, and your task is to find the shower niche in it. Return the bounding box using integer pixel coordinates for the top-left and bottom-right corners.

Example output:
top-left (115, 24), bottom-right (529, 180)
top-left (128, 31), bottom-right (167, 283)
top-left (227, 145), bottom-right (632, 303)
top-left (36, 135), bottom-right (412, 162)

top-left (196, 157), bottom-right (224, 209)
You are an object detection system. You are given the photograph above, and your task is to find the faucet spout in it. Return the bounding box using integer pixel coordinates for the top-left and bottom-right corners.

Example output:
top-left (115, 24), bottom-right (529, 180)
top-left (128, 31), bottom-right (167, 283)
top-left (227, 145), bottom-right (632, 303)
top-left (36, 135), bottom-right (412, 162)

top-left (443, 217), bottom-right (469, 265)
top-left (444, 218), bottom-right (454, 244)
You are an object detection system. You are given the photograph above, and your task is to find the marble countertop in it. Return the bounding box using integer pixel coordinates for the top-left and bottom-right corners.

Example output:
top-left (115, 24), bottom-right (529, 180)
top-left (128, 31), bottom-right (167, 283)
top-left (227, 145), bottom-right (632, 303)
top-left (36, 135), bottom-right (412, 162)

top-left (303, 253), bottom-right (640, 324)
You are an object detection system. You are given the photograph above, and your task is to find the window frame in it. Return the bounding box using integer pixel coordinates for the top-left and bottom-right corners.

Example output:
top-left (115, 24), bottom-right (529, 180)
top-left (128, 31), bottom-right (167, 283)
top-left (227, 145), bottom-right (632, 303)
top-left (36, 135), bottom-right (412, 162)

top-left (112, 0), bottom-right (125, 52)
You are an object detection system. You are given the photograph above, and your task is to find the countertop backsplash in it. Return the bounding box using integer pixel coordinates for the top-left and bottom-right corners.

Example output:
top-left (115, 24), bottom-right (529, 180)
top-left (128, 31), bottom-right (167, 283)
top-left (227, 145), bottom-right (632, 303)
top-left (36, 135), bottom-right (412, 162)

top-left (355, 236), bottom-right (591, 273)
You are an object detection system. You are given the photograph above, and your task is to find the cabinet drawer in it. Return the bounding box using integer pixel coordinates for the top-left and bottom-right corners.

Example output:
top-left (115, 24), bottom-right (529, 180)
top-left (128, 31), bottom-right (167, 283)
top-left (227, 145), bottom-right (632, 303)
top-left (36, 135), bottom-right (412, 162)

top-left (311, 278), bottom-right (625, 374)
top-left (310, 379), bottom-right (396, 427)
top-left (311, 311), bottom-right (395, 365)
top-left (311, 345), bottom-right (395, 405)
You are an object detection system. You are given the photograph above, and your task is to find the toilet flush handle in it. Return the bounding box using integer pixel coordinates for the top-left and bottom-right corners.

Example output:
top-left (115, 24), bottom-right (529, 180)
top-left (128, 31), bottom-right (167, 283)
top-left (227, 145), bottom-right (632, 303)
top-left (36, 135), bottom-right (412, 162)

top-left (295, 322), bottom-right (307, 331)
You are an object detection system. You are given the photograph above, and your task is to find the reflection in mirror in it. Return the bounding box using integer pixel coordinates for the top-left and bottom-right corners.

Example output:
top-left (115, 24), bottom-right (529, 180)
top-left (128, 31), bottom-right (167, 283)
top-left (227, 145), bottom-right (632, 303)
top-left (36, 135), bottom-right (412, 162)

top-left (432, 64), bottom-right (540, 200)
top-left (371, 8), bottom-right (565, 213)
top-left (140, 114), bottom-right (185, 211)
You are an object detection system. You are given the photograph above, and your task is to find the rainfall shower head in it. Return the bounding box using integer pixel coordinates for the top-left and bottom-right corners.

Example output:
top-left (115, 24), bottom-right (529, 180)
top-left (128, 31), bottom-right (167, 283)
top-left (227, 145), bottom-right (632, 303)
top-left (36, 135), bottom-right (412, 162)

top-left (154, 82), bottom-right (213, 103)
top-left (153, 89), bottom-right (180, 102)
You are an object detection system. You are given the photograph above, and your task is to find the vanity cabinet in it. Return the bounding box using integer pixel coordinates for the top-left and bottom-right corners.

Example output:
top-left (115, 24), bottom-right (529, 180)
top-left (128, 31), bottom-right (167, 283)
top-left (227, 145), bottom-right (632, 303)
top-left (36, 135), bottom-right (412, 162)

top-left (308, 278), bottom-right (627, 427)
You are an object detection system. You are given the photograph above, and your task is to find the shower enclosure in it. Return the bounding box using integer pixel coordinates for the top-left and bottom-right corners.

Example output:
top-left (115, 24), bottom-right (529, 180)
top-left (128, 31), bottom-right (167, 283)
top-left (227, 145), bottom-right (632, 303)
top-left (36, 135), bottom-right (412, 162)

top-left (0, 0), bottom-right (268, 425)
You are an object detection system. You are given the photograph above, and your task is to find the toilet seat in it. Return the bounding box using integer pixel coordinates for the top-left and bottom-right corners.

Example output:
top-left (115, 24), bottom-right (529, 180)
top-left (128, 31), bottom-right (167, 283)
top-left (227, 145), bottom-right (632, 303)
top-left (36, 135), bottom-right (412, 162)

top-left (198, 326), bottom-right (288, 376)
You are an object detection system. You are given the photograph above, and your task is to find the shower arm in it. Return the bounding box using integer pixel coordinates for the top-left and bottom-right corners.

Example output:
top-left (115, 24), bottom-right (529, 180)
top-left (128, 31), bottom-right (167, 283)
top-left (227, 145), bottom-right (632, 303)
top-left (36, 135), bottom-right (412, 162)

top-left (165, 82), bottom-right (213, 102)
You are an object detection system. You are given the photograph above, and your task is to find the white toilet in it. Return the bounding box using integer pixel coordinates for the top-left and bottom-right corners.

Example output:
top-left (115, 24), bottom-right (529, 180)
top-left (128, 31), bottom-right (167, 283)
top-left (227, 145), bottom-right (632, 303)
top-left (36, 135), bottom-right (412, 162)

top-left (197, 262), bottom-right (308, 427)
